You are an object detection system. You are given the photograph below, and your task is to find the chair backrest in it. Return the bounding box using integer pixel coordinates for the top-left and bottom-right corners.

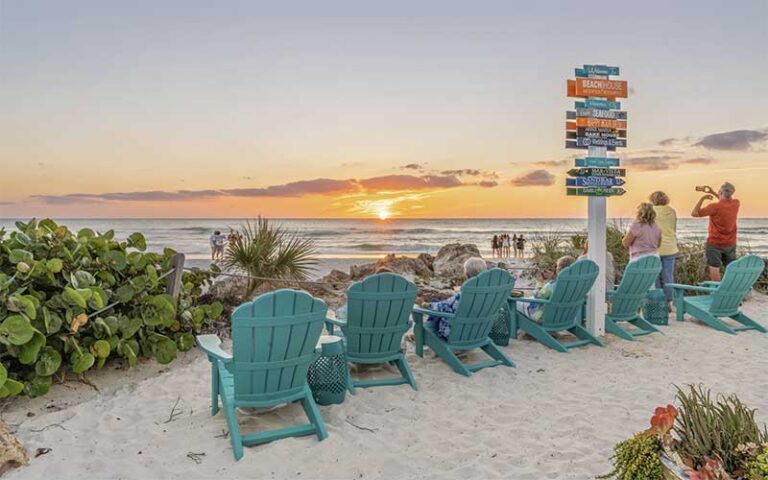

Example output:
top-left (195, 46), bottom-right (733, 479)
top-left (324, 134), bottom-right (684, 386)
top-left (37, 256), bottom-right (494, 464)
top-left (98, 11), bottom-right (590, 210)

top-left (447, 268), bottom-right (515, 347)
top-left (344, 273), bottom-right (418, 358)
top-left (709, 255), bottom-right (765, 316)
top-left (610, 256), bottom-right (662, 319)
top-left (540, 259), bottom-right (599, 330)
top-left (230, 289), bottom-right (326, 404)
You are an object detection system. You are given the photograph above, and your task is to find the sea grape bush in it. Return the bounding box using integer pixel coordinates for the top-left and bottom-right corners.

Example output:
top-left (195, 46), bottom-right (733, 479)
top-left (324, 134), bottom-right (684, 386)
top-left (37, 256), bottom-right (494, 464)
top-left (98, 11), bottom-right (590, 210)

top-left (0, 219), bottom-right (223, 398)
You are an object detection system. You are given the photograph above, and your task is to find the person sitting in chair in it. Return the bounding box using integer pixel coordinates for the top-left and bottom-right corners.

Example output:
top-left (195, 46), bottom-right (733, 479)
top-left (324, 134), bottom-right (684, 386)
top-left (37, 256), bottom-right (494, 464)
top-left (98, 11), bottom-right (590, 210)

top-left (525, 255), bottom-right (576, 322)
top-left (425, 257), bottom-right (488, 340)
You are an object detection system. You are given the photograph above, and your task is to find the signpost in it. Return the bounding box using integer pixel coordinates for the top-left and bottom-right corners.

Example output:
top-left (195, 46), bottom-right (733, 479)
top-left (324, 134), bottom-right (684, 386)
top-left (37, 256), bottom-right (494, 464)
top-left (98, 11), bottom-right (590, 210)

top-left (565, 63), bottom-right (628, 337)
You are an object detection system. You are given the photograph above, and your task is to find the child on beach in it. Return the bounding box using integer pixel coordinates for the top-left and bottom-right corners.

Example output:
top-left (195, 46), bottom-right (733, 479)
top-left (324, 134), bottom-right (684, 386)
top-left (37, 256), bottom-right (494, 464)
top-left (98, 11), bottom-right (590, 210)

top-left (525, 255), bottom-right (575, 322)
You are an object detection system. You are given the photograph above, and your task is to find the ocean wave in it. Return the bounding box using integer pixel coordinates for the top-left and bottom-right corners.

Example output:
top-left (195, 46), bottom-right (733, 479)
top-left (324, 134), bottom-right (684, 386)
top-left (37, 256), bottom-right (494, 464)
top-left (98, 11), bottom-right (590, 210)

top-left (350, 243), bottom-right (435, 251)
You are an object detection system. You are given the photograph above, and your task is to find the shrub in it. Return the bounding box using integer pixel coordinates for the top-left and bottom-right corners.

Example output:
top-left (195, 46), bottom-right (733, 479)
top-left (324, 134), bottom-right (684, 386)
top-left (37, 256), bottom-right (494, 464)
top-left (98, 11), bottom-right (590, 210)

top-left (528, 230), bottom-right (581, 276)
top-left (0, 218), bottom-right (222, 398)
top-left (598, 433), bottom-right (664, 480)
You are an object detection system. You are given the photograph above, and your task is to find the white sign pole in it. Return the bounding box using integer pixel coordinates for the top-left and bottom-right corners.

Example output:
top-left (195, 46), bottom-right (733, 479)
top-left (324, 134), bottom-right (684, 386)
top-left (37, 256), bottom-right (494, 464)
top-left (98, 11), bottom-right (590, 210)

top-left (586, 144), bottom-right (607, 336)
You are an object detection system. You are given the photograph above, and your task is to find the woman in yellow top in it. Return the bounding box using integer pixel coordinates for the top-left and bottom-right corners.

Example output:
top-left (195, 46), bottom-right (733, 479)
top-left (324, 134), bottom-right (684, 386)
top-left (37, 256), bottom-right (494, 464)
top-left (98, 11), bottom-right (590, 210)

top-left (649, 191), bottom-right (678, 307)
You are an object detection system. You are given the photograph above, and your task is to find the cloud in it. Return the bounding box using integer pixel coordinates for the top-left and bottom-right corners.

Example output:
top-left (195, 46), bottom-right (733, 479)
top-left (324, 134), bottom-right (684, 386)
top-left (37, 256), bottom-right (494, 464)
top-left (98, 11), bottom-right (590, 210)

top-left (623, 155), bottom-right (677, 171)
top-left (694, 129), bottom-right (768, 151)
top-left (401, 163), bottom-right (424, 171)
top-left (534, 159), bottom-right (568, 167)
top-left (31, 172), bottom-right (497, 205)
top-left (680, 157), bottom-right (717, 165)
top-left (477, 180), bottom-right (499, 188)
top-left (440, 169), bottom-right (481, 176)
top-left (511, 170), bottom-right (555, 187)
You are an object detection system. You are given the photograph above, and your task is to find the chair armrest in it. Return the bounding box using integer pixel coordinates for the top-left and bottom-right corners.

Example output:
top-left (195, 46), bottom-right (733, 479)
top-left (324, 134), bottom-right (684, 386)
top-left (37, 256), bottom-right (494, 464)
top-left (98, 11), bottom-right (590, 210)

top-left (698, 281), bottom-right (721, 288)
top-left (196, 334), bottom-right (232, 363)
top-left (510, 297), bottom-right (550, 305)
top-left (666, 283), bottom-right (717, 293)
top-left (324, 317), bottom-right (346, 335)
top-left (412, 306), bottom-right (455, 319)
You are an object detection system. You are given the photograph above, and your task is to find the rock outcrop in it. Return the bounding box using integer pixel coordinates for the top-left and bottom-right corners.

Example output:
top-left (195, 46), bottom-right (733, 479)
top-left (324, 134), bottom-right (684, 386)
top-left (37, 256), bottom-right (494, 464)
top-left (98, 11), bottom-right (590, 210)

top-left (432, 243), bottom-right (483, 280)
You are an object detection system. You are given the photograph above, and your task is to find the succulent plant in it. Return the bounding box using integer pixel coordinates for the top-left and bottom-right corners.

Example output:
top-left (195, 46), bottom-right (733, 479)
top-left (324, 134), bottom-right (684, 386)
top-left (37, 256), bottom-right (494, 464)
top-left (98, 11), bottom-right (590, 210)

top-left (0, 218), bottom-right (223, 398)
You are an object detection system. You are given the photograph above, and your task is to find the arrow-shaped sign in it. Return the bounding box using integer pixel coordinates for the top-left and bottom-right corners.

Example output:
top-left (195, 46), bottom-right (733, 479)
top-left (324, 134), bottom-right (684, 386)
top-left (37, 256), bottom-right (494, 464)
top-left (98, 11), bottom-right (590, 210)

top-left (575, 99), bottom-right (621, 110)
top-left (575, 108), bottom-right (628, 120)
top-left (567, 187), bottom-right (626, 197)
top-left (575, 157), bottom-right (621, 168)
top-left (565, 140), bottom-right (617, 151)
top-left (568, 167), bottom-right (626, 177)
top-left (566, 176), bottom-right (626, 187)
top-left (576, 127), bottom-right (626, 138)
top-left (574, 137), bottom-right (627, 148)
top-left (576, 65), bottom-right (620, 76)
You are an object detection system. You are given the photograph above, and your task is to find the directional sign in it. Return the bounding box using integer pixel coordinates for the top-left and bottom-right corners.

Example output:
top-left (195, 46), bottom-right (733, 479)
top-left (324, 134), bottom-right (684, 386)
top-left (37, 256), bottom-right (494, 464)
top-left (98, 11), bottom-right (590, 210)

top-left (568, 167), bottom-right (626, 177)
top-left (565, 140), bottom-right (617, 151)
top-left (566, 176), bottom-right (625, 187)
top-left (575, 78), bottom-right (628, 98)
top-left (582, 64), bottom-right (620, 76)
top-left (576, 108), bottom-right (627, 120)
top-left (574, 117), bottom-right (627, 129)
top-left (567, 187), bottom-right (626, 197)
top-left (577, 127), bottom-right (626, 139)
top-left (575, 99), bottom-right (621, 110)
top-left (566, 110), bottom-right (576, 120)
top-left (575, 137), bottom-right (626, 148)
top-left (575, 157), bottom-right (621, 168)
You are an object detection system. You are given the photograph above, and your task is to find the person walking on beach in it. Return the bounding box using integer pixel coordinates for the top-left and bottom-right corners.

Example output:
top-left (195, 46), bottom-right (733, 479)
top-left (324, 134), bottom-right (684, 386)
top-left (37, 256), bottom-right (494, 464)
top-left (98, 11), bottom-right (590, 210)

top-left (512, 234), bottom-right (518, 258)
top-left (622, 203), bottom-right (661, 260)
top-left (209, 230), bottom-right (226, 262)
top-left (491, 235), bottom-right (499, 258)
top-left (691, 182), bottom-right (740, 281)
top-left (502, 234), bottom-right (511, 258)
top-left (515, 234), bottom-right (526, 258)
top-left (650, 191), bottom-right (679, 308)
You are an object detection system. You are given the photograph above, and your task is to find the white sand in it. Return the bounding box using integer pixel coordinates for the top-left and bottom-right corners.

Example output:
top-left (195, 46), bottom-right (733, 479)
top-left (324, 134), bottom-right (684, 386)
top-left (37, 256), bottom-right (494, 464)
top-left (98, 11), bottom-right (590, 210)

top-left (4, 294), bottom-right (768, 480)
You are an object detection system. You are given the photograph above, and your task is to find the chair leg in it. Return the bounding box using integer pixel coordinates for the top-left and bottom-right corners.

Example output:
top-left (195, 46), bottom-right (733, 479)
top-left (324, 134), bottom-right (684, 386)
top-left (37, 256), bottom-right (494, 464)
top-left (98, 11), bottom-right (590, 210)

top-left (221, 395), bottom-right (243, 460)
top-left (517, 315), bottom-right (569, 353)
top-left (424, 330), bottom-right (472, 376)
top-left (413, 314), bottom-right (425, 358)
top-left (345, 362), bottom-right (357, 395)
top-left (686, 304), bottom-right (737, 334)
top-left (300, 387), bottom-right (328, 441)
top-left (570, 324), bottom-right (605, 347)
top-left (480, 341), bottom-right (515, 367)
top-left (605, 317), bottom-right (636, 341)
top-left (393, 355), bottom-right (418, 390)
top-left (631, 317), bottom-right (663, 335)
top-left (211, 361), bottom-right (220, 416)
top-left (731, 312), bottom-right (767, 333)
top-left (674, 291), bottom-right (685, 322)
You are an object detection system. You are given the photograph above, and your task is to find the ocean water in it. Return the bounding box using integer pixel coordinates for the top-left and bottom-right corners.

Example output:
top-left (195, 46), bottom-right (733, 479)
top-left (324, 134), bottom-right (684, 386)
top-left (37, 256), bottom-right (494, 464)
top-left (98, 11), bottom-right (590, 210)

top-left (3, 217), bottom-right (767, 265)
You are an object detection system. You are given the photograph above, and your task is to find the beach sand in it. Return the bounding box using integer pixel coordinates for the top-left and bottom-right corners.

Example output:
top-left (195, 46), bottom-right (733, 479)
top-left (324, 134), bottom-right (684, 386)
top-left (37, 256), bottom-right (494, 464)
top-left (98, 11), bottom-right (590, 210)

top-left (4, 293), bottom-right (768, 479)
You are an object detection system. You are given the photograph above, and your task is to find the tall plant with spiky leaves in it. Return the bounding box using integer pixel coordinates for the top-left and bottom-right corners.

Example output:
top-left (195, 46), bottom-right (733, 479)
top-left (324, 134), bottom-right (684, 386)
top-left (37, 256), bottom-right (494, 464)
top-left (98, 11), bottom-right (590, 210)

top-left (223, 217), bottom-right (317, 296)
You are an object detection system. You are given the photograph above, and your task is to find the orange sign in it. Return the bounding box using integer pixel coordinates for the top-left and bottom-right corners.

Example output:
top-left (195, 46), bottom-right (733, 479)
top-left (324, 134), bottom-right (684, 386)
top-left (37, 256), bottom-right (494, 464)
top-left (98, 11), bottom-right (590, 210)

top-left (574, 117), bottom-right (627, 129)
top-left (575, 78), bottom-right (627, 98)
top-left (567, 80), bottom-right (617, 100)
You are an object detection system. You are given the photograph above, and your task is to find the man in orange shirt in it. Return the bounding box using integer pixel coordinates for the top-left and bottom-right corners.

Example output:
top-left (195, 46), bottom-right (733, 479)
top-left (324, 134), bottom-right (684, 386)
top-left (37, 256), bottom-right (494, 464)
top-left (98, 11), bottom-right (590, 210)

top-left (691, 182), bottom-right (740, 281)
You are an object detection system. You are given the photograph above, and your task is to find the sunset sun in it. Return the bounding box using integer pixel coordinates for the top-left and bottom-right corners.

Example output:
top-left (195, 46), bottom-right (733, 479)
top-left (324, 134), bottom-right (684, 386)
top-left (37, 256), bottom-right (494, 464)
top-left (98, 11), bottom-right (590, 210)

top-left (377, 208), bottom-right (390, 220)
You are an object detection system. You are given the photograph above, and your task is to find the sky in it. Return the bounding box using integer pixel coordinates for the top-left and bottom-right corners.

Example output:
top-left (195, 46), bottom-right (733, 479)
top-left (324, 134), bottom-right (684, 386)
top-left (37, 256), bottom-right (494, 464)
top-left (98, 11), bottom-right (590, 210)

top-left (1, 0), bottom-right (767, 219)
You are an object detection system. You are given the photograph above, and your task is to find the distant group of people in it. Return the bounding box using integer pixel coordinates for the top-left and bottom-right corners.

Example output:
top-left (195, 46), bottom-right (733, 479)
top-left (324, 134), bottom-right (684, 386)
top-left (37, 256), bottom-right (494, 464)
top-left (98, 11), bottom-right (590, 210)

top-left (491, 234), bottom-right (525, 259)
top-left (209, 229), bottom-right (242, 262)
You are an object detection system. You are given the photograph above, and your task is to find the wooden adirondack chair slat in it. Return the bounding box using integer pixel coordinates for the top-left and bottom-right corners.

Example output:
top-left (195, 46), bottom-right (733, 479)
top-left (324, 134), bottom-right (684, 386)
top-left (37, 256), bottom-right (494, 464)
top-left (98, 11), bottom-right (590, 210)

top-left (606, 256), bottom-right (664, 341)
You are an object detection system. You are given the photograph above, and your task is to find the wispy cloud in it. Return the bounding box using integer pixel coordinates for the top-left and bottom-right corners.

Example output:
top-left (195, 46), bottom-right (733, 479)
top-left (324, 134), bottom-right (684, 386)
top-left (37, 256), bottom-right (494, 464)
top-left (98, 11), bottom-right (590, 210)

top-left (694, 129), bottom-right (768, 151)
top-left (401, 163), bottom-right (424, 171)
top-left (680, 157), bottom-right (717, 165)
top-left (511, 170), bottom-right (555, 187)
top-left (623, 155), bottom-right (678, 171)
top-left (534, 159), bottom-right (568, 167)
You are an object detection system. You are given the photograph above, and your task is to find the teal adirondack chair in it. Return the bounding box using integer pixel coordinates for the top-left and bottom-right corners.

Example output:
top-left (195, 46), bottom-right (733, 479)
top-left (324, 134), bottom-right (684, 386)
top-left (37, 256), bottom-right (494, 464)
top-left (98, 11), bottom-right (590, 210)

top-left (605, 255), bottom-right (664, 341)
top-left (411, 268), bottom-right (516, 377)
top-left (510, 259), bottom-right (604, 353)
top-left (196, 289), bottom-right (328, 460)
top-left (668, 255), bottom-right (766, 335)
top-left (325, 273), bottom-right (419, 391)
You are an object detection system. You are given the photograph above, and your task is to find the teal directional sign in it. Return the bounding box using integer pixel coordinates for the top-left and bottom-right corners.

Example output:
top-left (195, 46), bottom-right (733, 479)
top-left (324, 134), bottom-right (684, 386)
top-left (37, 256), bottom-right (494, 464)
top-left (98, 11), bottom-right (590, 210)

top-left (565, 140), bottom-right (617, 151)
top-left (568, 167), bottom-right (626, 177)
top-left (575, 157), bottom-right (620, 167)
top-left (566, 176), bottom-right (625, 187)
top-left (576, 99), bottom-right (621, 110)
top-left (581, 64), bottom-right (620, 76)
top-left (567, 187), bottom-right (626, 197)
top-left (575, 137), bottom-right (626, 148)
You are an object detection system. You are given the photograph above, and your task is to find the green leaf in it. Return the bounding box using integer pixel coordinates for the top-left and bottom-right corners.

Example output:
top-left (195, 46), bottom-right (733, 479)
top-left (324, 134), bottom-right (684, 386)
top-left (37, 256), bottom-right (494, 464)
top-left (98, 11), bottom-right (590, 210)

top-left (3, 379), bottom-right (24, 396)
top-left (127, 252), bottom-right (147, 269)
top-left (209, 301), bottom-right (224, 319)
top-left (0, 364), bottom-right (7, 388)
top-left (72, 270), bottom-right (95, 288)
top-left (35, 346), bottom-right (62, 376)
top-left (88, 287), bottom-right (107, 309)
top-left (146, 265), bottom-right (158, 288)
top-left (126, 232), bottom-right (147, 251)
top-left (119, 317), bottom-right (142, 339)
top-left (42, 308), bottom-right (63, 335)
top-left (9, 249), bottom-right (33, 264)
top-left (7, 295), bottom-right (37, 319)
top-left (104, 251), bottom-right (127, 271)
top-left (77, 228), bottom-right (95, 240)
top-left (16, 262), bottom-right (31, 274)
top-left (19, 332), bottom-right (45, 365)
top-left (63, 286), bottom-right (87, 308)
top-left (92, 339), bottom-right (110, 358)
top-left (0, 315), bottom-right (36, 345)
top-left (176, 332), bottom-right (195, 352)
top-left (120, 340), bottom-right (138, 367)
top-left (25, 375), bottom-right (52, 397)
top-left (71, 351), bottom-right (95, 374)
top-left (116, 285), bottom-right (135, 303)
top-left (153, 337), bottom-right (177, 364)
top-left (46, 258), bottom-right (63, 273)
top-left (97, 271), bottom-right (116, 286)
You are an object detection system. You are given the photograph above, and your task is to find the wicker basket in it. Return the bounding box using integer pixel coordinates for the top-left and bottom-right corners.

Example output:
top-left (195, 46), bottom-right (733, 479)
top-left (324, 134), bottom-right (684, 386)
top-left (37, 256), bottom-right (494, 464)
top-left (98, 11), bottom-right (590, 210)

top-left (307, 335), bottom-right (347, 406)
top-left (643, 288), bottom-right (669, 326)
